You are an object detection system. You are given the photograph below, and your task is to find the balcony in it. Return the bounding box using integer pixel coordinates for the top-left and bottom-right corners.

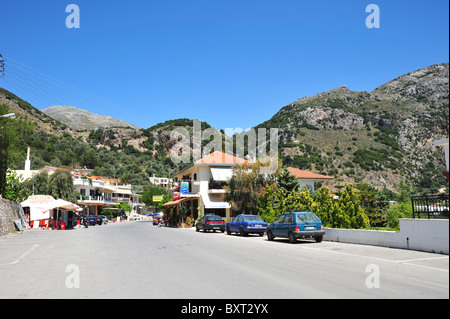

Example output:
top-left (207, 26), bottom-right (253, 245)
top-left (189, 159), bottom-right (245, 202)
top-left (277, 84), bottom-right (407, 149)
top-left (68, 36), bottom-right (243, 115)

top-left (208, 180), bottom-right (228, 193)
top-left (208, 188), bottom-right (227, 194)
top-left (78, 195), bottom-right (105, 204)
top-left (78, 196), bottom-right (139, 205)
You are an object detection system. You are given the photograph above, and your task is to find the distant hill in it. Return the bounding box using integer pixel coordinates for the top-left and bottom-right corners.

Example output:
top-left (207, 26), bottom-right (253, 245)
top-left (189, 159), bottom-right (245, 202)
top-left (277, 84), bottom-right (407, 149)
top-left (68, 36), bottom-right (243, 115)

top-left (41, 105), bottom-right (140, 131)
top-left (1, 62), bottom-right (448, 193)
top-left (256, 62), bottom-right (449, 193)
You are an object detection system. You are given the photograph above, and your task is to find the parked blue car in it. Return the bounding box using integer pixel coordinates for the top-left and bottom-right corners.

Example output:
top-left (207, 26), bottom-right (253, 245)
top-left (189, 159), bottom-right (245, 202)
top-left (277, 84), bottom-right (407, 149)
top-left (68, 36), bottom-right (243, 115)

top-left (267, 211), bottom-right (325, 243)
top-left (226, 214), bottom-right (268, 236)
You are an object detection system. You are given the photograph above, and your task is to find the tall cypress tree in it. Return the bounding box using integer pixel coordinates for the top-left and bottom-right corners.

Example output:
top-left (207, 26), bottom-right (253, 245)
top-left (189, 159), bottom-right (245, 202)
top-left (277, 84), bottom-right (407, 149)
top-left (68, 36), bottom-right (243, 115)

top-left (275, 167), bottom-right (299, 193)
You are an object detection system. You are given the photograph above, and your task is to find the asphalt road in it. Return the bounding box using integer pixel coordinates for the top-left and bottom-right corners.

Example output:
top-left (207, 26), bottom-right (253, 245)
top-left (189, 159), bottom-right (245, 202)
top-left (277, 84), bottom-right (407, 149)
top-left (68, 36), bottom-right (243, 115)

top-left (0, 221), bottom-right (448, 299)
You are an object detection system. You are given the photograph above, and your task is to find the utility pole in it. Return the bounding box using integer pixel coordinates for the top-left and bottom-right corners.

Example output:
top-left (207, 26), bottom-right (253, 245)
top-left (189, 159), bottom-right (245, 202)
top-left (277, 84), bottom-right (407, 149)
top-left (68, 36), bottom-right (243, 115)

top-left (0, 54), bottom-right (5, 78)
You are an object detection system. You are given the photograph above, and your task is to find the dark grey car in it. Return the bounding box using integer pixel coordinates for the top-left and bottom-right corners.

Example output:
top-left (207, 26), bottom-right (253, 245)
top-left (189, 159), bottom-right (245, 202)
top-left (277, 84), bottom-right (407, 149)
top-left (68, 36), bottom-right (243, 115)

top-left (196, 215), bottom-right (226, 233)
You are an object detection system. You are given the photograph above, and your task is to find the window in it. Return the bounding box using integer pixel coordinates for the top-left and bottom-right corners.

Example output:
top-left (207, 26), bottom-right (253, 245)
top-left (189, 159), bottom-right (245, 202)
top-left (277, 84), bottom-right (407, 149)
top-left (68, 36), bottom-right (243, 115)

top-left (275, 215), bottom-right (285, 223)
top-left (297, 213), bottom-right (320, 223)
top-left (206, 215), bottom-right (223, 221)
top-left (284, 214), bottom-right (293, 223)
top-left (243, 215), bottom-right (263, 222)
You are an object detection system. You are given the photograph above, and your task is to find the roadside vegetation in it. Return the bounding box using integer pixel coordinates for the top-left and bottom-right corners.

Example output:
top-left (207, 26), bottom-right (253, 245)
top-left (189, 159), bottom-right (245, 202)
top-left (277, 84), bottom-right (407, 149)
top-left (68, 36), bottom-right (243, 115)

top-left (225, 161), bottom-right (418, 231)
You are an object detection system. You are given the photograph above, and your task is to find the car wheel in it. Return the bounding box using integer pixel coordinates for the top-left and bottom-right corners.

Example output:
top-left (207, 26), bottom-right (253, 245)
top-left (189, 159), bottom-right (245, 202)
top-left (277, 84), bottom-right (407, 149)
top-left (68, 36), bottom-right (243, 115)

top-left (239, 227), bottom-right (247, 237)
top-left (267, 230), bottom-right (274, 241)
top-left (288, 232), bottom-right (297, 243)
top-left (203, 225), bottom-right (207, 232)
top-left (226, 227), bottom-right (231, 235)
top-left (196, 225), bottom-right (200, 232)
top-left (259, 232), bottom-right (264, 237)
top-left (315, 235), bottom-right (323, 243)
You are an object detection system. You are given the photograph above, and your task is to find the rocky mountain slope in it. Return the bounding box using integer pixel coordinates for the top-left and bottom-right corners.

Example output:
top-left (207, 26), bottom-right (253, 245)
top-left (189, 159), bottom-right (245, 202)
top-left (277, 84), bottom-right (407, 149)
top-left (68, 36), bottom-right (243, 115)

top-left (1, 62), bottom-right (448, 193)
top-left (41, 105), bottom-right (140, 131)
top-left (256, 62), bottom-right (449, 192)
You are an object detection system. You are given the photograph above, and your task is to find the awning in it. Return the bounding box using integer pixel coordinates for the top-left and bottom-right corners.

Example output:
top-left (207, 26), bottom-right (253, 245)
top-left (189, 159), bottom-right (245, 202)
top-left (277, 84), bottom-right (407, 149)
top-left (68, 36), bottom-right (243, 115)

top-left (21, 195), bottom-right (55, 207)
top-left (42, 199), bottom-right (81, 212)
top-left (162, 197), bottom-right (191, 207)
top-left (200, 187), bottom-right (230, 209)
top-left (210, 167), bottom-right (233, 181)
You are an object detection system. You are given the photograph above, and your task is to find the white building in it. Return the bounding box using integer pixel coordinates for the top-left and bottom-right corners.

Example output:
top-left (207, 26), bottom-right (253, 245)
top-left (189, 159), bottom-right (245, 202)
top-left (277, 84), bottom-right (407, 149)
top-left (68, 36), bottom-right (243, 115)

top-left (149, 176), bottom-right (174, 188)
top-left (166, 151), bottom-right (252, 220)
top-left (287, 167), bottom-right (334, 192)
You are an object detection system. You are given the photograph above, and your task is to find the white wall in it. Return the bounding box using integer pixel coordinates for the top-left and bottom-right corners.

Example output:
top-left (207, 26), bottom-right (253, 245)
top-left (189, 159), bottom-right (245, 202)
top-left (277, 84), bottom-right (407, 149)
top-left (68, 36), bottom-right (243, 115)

top-left (324, 218), bottom-right (449, 254)
top-left (397, 219), bottom-right (449, 254)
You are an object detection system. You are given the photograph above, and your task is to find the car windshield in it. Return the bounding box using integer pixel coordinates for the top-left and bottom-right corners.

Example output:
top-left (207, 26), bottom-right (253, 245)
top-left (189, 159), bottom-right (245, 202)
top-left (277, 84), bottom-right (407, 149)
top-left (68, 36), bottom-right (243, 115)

top-left (297, 213), bottom-right (320, 223)
top-left (243, 215), bottom-right (263, 222)
top-left (206, 215), bottom-right (222, 220)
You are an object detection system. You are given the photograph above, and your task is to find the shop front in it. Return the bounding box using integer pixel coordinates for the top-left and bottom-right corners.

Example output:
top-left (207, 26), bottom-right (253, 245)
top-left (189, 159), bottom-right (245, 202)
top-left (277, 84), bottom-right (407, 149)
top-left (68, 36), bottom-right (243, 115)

top-left (21, 195), bottom-right (55, 228)
top-left (43, 199), bottom-right (81, 230)
top-left (162, 197), bottom-right (199, 227)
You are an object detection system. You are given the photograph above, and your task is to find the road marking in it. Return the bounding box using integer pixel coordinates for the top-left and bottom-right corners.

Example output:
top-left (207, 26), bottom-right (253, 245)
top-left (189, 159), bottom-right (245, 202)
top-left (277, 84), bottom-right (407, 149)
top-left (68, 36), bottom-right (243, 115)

top-left (298, 245), bottom-right (449, 272)
top-left (0, 245), bottom-right (39, 266)
top-left (397, 256), bottom-right (449, 263)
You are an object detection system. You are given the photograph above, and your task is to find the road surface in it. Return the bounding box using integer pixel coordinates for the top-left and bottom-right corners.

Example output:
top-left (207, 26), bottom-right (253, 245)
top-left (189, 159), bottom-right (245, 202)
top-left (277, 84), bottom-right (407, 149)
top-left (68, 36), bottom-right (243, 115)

top-left (0, 221), bottom-right (448, 299)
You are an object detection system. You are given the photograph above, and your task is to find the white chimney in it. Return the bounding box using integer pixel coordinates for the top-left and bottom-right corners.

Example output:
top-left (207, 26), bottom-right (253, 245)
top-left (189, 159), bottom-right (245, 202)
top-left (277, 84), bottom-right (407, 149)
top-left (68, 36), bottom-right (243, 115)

top-left (25, 147), bottom-right (31, 171)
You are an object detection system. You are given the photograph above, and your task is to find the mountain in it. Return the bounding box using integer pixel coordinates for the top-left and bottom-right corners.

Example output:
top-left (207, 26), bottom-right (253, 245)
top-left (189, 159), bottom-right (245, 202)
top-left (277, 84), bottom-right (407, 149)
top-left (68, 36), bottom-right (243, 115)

top-left (256, 62), bottom-right (449, 192)
top-left (0, 88), bottom-right (68, 135)
top-left (1, 62), bottom-right (449, 193)
top-left (41, 105), bottom-right (140, 131)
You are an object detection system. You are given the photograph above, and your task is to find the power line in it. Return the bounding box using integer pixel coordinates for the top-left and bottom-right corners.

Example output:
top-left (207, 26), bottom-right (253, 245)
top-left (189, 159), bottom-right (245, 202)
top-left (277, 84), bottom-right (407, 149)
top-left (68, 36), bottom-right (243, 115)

top-left (3, 55), bottom-right (121, 111)
top-left (1, 55), bottom-right (125, 115)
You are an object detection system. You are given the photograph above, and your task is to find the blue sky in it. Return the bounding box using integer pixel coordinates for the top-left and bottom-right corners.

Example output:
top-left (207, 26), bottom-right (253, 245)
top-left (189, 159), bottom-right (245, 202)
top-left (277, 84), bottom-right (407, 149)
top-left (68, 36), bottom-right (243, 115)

top-left (0, 0), bottom-right (448, 130)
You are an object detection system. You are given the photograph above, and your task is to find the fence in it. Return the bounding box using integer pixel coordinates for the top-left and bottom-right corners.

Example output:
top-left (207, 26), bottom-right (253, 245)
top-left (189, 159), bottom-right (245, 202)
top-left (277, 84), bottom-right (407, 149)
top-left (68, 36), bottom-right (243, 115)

top-left (411, 194), bottom-right (449, 219)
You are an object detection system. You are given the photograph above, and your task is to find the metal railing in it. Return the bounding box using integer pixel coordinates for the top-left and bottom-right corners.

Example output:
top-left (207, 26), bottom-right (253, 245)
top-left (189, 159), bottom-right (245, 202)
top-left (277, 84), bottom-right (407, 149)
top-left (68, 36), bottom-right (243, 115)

top-left (411, 194), bottom-right (449, 219)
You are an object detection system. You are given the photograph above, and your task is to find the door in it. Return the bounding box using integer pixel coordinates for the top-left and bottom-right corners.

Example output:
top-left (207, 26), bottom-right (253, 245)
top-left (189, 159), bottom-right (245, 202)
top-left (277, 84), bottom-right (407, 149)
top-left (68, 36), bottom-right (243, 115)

top-left (230, 215), bottom-right (241, 232)
top-left (197, 216), bottom-right (205, 230)
top-left (271, 214), bottom-right (285, 236)
top-left (280, 213), bottom-right (294, 238)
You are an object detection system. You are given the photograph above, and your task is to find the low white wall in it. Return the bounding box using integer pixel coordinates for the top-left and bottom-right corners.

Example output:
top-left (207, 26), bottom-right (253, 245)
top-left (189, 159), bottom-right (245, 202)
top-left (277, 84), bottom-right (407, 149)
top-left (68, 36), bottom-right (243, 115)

top-left (324, 218), bottom-right (449, 255)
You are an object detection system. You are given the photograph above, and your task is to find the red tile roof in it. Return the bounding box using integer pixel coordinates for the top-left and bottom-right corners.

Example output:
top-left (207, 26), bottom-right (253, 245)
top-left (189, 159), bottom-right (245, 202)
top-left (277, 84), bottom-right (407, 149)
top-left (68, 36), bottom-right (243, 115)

top-left (196, 151), bottom-right (252, 165)
top-left (287, 167), bottom-right (334, 180)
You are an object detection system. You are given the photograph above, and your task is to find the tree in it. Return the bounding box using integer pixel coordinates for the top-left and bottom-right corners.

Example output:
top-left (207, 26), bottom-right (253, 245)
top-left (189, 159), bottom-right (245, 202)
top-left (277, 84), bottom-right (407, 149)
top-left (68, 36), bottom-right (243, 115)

top-left (49, 170), bottom-right (77, 202)
top-left (394, 173), bottom-right (414, 203)
top-left (311, 187), bottom-right (338, 227)
top-left (28, 171), bottom-right (51, 195)
top-left (224, 161), bottom-right (274, 214)
top-left (284, 187), bottom-right (313, 212)
top-left (337, 184), bottom-right (371, 229)
top-left (355, 183), bottom-right (390, 227)
top-left (275, 166), bottom-right (299, 193)
top-left (257, 184), bottom-right (283, 224)
top-left (0, 103), bottom-right (32, 198)
top-left (3, 170), bottom-right (30, 202)
top-left (26, 170), bottom-right (76, 202)
top-left (383, 201), bottom-right (412, 229)
top-left (115, 202), bottom-right (132, 213)
top-left (141, 185), bottom-right (171, 210)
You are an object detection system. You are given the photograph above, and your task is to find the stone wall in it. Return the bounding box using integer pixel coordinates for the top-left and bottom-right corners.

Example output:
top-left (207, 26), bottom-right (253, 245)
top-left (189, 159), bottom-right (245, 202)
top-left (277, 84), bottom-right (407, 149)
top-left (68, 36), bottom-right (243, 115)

top-left (0, 198), bottom-right (27, 236)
